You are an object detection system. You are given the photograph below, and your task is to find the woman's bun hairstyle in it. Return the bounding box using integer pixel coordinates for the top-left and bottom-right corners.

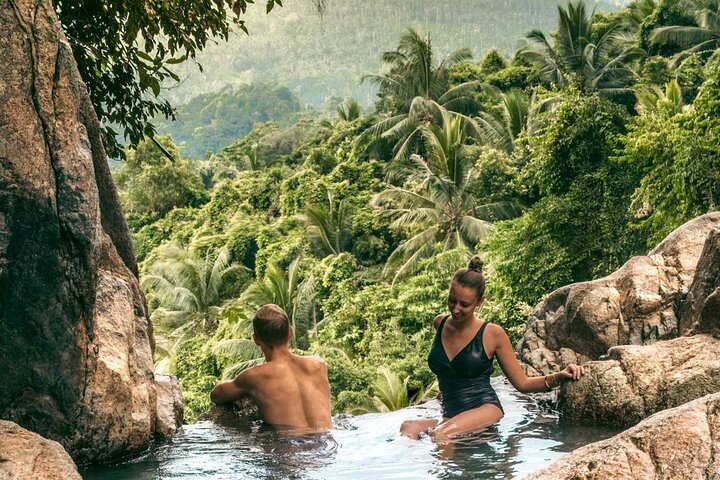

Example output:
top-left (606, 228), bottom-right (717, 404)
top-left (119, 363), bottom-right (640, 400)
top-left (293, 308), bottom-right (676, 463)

top-left (467, 255), bottom-right (484, 272)
top-left (451, 255), bottom-right (486, 299)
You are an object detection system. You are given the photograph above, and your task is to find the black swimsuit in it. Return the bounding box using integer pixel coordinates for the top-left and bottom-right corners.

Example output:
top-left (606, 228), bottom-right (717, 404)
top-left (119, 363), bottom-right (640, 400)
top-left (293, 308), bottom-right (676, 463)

top-left (428, 315), bottom-right (503, 418)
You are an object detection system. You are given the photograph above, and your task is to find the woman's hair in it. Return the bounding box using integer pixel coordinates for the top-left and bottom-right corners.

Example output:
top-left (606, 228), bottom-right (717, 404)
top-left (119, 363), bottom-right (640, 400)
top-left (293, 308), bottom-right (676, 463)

top-left (451, 255), bottom-right (486, 299)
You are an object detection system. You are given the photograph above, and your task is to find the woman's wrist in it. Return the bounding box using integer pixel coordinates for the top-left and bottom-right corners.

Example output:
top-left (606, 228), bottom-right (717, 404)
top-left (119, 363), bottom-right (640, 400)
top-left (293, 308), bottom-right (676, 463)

top-left (543, 372), bottom-right (560, 390)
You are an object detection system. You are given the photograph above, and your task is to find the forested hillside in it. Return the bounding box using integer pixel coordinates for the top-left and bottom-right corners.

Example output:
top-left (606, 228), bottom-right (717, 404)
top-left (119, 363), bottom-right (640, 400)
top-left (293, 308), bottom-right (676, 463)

top-left (163, 0), bottom-right (625, 108)
top-left (115, 0), bottom-right (720, 421)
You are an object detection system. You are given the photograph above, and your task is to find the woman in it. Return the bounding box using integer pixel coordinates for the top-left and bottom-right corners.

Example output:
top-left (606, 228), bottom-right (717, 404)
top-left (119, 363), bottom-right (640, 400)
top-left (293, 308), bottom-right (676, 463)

top-left (400, 256), bottom-right (585, 441)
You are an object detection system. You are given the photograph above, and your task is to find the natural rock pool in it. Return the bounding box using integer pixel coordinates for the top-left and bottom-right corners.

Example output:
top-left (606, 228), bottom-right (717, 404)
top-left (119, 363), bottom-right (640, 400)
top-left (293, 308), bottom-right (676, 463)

top-left (82, 378), bottom-right (620, 479)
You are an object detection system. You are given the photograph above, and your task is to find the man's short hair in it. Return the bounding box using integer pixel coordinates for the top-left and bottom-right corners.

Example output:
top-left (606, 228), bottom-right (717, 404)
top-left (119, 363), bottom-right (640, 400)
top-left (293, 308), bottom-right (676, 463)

top-left (252, 304), bottom-right (290, 345)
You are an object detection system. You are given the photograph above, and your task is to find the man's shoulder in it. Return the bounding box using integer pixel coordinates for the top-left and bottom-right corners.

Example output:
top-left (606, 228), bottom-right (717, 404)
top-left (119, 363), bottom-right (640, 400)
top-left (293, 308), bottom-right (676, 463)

top-left (296, 354), bottom-right (327, 370)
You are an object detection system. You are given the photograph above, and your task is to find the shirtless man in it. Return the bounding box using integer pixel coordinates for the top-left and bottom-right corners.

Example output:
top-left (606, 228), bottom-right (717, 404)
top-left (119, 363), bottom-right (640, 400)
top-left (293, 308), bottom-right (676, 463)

top-left (210, 304), bottom-right (332, 432)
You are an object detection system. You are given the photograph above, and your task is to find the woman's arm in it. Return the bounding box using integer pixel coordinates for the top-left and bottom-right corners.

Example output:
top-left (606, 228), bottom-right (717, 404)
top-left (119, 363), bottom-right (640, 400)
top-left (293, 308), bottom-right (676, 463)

top-left (489, 324), bottom-right (584, 393)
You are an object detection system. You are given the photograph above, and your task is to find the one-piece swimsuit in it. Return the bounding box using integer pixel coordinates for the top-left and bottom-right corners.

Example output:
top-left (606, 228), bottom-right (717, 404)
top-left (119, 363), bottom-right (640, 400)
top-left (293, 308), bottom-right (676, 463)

top-left (427, 315), bottom-right (503, 418)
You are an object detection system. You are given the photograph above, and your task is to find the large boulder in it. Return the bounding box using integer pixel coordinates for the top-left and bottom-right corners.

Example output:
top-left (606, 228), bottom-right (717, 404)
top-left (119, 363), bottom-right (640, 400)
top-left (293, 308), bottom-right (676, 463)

top-left (0, 0), bottom-right (176, 462)
top-left (155, 375), bottom-right (184, 439)
top-left (679, 228), bottom-right (720, 336)
top-left (559, 334), bottom-right (720, 427)
top-left (0, 420), bottom-right (81, 480)
top-left (517, 213), bottom-right (720, 375)
top-left (524, 391), bottom-right (720, 479)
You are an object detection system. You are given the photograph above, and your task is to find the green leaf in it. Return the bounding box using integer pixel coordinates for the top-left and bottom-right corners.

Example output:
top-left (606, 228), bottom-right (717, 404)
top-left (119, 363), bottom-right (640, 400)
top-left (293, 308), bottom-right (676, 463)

top-left (136, 51), bottom-right (153, 62)
top-left (149, 78), bottom-right (161, 97)
top-left (165, 55), bottom-right (187, 65)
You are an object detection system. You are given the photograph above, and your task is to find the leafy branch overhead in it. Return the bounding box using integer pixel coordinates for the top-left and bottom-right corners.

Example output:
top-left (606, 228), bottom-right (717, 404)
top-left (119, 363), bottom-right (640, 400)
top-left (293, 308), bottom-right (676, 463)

top-left (56, 0), bottom-right (284, 158)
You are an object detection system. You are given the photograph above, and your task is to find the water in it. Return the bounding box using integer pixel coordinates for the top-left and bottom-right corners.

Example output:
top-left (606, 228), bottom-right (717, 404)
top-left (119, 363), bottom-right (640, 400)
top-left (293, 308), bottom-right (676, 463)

top-left (82, 378), bottom-right (620, 479)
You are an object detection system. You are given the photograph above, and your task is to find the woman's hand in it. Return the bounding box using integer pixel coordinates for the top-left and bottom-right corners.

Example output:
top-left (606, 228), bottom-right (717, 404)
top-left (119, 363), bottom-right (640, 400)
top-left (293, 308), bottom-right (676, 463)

top-left (558, 363), bottom-right (586, 381)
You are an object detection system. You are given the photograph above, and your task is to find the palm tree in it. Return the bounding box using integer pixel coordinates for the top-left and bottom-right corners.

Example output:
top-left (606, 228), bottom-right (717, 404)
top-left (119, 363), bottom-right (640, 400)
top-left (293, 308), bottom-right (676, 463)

top-left (636, 79), bottom-right (686, 114)
top-left (650, 0), bottom-right (720, 65)
top-left (358, 28), bottom-right (487, 158)
top-left (620, 0), bottom-right (659, 28)
top-left (211, 304), bottom-right (264, 379)
top-left (337, 98), bottom-right (361, 122)
top-left (474, 89), bottom-right (556, 154)
top-left (373, 112), bottom-right (523, 282)
top-left (520, 1), bottom-right (643, 97)
top-left (346, 368), bottom-right (440, 414)
top-left (142, 244), bottom-right (246, 353)
top-left (297, 191), bottom-right (353, 257)
top-left (240, 257), bottom-right (316, 348)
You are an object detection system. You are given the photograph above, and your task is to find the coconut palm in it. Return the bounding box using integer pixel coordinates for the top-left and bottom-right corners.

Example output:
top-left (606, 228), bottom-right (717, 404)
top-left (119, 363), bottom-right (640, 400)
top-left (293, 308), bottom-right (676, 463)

top-left (346, 368), bottom-right (440, 414)
top-left (636, 79), bottom-right (686, 114)
top-left (297, 191), bottom-right (353, 257)
top-left (211, 304), bottom-right (264, 379)
top-left (337, 98), bottom-right (361, 122)
top-left (240, 257), bottom-right (316, 349)
top-left (364, 27), bottom-right (477, 114)
top-left (650, 0), bottom-right (720, 65)
top-left (520, 1), bottom-right (643, 97)
top-left (142, 244), bottom-right (247, 353)
top-left (373, 112), bottom-right (523, 282)
top-left (358, 28), bottom-right (487, 158)
top-left (474, 89), bottom-right (557, 154)
top-left (620, 0), bottom-right (659, 28)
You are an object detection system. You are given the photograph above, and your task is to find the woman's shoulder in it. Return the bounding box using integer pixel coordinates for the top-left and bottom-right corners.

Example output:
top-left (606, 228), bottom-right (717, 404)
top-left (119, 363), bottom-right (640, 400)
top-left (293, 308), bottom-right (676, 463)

top-left (482, 322), bottom-right (511, 345)
top-left (432, 313), bottom-right (448, 329)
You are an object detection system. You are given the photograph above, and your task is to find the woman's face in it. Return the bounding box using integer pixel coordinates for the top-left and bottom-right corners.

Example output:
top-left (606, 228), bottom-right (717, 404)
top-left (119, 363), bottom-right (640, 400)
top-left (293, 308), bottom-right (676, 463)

top-left (447, 282), bottom-right (483, 323)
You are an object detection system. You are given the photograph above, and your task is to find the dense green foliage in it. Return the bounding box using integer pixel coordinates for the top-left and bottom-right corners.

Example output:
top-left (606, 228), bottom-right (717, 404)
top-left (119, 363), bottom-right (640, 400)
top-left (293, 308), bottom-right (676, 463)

top-left (115, 1), bottom-right (720, 421)
top-left (155, 84), bottom-right (304, 159)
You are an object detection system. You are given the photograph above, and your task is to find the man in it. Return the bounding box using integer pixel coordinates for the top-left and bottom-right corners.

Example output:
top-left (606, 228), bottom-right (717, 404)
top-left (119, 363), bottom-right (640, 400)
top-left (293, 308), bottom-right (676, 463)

top-left (210, 304), bottom-right (332, 431)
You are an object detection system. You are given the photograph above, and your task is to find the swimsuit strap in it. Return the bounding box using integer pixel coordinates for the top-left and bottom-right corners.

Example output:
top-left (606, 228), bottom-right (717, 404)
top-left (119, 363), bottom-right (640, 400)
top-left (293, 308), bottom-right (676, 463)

top-left (437, 314), bottom-right (451, 332)
top-left (478, 321), bottom-right (489, 338)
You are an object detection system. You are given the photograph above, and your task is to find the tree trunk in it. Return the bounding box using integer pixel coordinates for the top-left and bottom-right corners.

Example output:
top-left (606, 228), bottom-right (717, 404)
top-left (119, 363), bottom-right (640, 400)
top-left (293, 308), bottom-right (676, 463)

top-left (0, 0), bottom-right (171, 463)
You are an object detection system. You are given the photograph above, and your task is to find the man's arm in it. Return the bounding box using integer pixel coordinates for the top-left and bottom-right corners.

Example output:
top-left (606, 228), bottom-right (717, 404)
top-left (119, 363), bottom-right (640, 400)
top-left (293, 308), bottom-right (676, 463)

top-left (210, 373), bottom-right (250, 404)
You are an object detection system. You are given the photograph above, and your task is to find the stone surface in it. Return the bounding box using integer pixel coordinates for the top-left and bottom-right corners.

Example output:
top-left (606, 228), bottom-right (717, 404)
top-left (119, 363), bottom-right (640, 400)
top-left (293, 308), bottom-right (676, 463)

top-left (524, 392), bottom-right (720, 480)
top-left (0, 420), bottom-right (81, 480)
top-left (0, 0), bottom-right (163, 463)
top-left (155, 374), bottom-right (184, 438)
top-left (559, 334), bottom-right (720, 427)
top-left (517, 213), bottom-right (720, 375)
top-left (679, 228), bottom-right (720, 336)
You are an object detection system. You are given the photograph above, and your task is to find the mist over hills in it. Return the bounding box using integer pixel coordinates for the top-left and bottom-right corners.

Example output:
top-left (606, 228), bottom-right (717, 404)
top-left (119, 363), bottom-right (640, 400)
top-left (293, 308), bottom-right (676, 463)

top-left (163, 0), bottom-right (627, 110)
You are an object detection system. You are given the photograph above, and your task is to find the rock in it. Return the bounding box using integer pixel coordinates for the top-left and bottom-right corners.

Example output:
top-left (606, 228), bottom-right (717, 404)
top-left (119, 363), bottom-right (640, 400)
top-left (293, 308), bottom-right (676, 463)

top-left (155, 375), bottom-right (184, 438)
top-left (559, 334), bottom-right (720, 427)
top-left (0, 420), bottom-right (81, 480)
top-left (517, 213), bottom-right (720, 375)
top-left (524, 391), bottom-right (720, 480)
top-left (679, 228), bottom-right (720, 336)
top-left (0, 0), bottom-right (166, 462)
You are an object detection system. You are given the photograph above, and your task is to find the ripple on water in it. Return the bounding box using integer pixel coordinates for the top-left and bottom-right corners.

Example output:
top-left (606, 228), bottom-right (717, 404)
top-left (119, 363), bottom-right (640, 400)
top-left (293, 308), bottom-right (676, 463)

top-left (81, 378), bottom-right (622, 480)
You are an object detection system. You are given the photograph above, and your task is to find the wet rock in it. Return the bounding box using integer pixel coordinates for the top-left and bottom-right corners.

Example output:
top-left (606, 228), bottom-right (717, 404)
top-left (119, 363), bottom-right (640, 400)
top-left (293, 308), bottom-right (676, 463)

top-left (679, 228), bottom-right (720, 336)
top-left (517, 213), bottom-right (720, 375)
top-left (199, 398), bottom-right (261, 429)
top-left (155, 374), bottom-right (184, 438)
top-left (0, 0), bottom-right (164, 463)
top-left (0, 420), bottom-right (81, 480)
top-left (524, 392), bottom-right (720, 480)
top-left (560, 334), bottom-right (720, 427)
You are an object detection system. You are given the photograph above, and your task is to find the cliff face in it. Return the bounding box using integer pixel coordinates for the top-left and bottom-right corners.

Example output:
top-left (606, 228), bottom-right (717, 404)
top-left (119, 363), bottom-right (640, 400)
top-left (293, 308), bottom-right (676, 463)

top-left (0, 0), bottom-right (171, 463)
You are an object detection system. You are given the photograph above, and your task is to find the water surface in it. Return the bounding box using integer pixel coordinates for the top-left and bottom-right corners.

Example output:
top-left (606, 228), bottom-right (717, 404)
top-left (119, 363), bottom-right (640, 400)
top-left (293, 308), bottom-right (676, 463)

top-left (82, 378), bottom-right (619, 479)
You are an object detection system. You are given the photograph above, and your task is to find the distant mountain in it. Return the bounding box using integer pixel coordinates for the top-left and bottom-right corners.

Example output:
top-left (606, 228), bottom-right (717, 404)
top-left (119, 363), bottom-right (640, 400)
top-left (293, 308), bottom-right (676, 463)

top-left (162, 0), bottom-right (628, 111)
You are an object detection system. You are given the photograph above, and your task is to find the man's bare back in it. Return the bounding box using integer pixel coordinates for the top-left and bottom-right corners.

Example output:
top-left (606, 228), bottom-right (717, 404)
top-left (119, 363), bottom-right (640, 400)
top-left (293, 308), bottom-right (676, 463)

top-left (210, 305), bottom-right (332, 431)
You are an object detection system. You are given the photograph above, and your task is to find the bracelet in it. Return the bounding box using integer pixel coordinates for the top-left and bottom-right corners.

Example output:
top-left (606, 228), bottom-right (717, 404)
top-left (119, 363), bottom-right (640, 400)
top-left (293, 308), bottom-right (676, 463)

top-left (544, 374), bottom-right (552, 391)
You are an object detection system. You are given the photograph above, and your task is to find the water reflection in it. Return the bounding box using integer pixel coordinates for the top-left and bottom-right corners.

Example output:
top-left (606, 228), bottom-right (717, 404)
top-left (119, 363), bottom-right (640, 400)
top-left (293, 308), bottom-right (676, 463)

top-left (82, 378), bottom-right (621, 480)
